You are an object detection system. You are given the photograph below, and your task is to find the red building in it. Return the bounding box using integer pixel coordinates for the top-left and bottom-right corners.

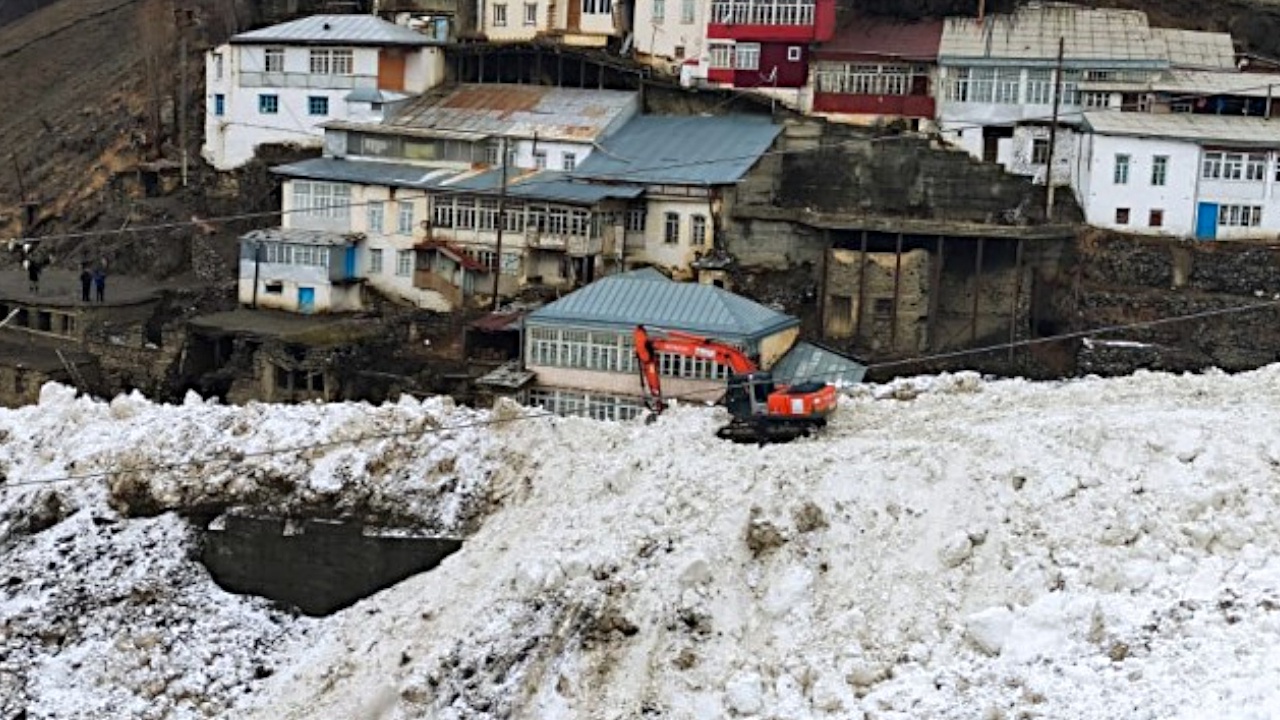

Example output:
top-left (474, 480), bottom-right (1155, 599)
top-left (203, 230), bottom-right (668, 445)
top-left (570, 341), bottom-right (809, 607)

top-left (705, 0), bottom-right (836, 89)
top-left (811, 18), bottom-right (942, 125)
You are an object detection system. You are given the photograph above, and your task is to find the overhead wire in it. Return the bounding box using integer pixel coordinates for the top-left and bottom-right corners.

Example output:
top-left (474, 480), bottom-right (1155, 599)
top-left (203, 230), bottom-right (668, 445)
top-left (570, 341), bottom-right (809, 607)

top-left (6, 295), bottom-right (1280, 491)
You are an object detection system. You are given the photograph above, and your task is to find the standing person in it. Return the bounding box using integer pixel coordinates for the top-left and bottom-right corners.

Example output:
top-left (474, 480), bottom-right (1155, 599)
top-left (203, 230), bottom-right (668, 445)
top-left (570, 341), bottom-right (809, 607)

top-left (26, 259), bottom-right (42, 296)
top-left (79, 265), bottom-right (92, 302)
top-left (92, 265), bottom-right (106, 303)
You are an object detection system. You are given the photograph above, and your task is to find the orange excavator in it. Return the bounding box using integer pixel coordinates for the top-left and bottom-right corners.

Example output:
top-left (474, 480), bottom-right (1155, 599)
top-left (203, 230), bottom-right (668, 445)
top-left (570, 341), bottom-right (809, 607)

top-left (633, 324), bottom-right (839, 443)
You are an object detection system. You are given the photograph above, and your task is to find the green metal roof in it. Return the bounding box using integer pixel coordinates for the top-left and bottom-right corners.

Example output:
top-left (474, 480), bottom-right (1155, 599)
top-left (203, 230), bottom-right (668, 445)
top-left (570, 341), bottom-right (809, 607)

top-left (528, 270), bottom-right (798, 342)
top-left (770, 342), bottom-right (866, 387)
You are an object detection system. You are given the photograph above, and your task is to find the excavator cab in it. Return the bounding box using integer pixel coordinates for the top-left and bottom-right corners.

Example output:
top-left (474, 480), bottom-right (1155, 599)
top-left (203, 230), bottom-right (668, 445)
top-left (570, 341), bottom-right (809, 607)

top-left (724, 371), bottom-right (776, 420)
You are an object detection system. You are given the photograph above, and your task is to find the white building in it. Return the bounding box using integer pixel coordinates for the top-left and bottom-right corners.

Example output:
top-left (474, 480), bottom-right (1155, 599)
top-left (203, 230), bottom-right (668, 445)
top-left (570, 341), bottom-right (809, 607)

top-left (478, 0), bottom-right (629, 46)
top-left (203, 14), bottom-right (446, 170)
top-left (1076, 112), bottom-right (1280, 240)
top-left (632, 0), bottom-right (710, 74)
top-left (569, 114), bottom-right (782, 280)
top-left (238, 227), bottom-right (364, 313)
top-left (935, 4), bottom-right (1236, 186)
top-left (323, 83), bottom-right (639, 172)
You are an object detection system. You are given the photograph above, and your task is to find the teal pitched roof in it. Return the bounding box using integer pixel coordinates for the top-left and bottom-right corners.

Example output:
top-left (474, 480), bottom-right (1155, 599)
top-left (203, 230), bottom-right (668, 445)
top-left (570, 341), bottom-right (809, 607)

top-left (528, 270), bottom-right (798, 342)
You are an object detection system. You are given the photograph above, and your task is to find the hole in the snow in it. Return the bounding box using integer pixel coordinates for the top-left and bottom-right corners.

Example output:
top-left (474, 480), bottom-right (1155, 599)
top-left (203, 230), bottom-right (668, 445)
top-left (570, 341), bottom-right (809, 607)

top-left (198, 514), bottom-right (462, 616)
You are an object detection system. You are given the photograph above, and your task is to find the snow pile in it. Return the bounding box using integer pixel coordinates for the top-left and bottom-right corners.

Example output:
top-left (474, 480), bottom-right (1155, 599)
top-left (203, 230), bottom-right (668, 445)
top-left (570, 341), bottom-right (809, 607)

top-left (7, 367), bottom-right (1280, 719)
top-left (0, 386), bottom-right (524, 719)
top-left (248, 367), bottom-right (1280, 719)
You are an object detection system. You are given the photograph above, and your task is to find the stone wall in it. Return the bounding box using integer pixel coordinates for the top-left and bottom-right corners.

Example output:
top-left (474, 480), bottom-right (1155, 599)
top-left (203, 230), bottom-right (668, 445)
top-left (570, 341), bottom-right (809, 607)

top-left (824, 248), bottom-right (932, 355)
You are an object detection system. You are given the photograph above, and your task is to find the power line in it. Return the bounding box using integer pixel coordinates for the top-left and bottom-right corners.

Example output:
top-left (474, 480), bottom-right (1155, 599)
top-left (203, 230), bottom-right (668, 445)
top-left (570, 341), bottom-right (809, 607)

top-left (7, 295), bottom-right (1279, 491)
top-left (21, 71), bottom-right (1280, 245)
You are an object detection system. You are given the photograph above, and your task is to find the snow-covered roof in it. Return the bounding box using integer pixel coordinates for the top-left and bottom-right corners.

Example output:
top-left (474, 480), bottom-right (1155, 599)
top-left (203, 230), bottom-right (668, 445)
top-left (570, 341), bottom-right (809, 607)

top-left (527, 269), bottom-right (798, 341)
top-left (939, 4), bottom-right (1168, 68)
top-left (1153, 28), bottom-right (1237, 71)
top-left (230, 14), bottom-right (436, 47)
top-left (1083, 111), bottom-right (1280, 147)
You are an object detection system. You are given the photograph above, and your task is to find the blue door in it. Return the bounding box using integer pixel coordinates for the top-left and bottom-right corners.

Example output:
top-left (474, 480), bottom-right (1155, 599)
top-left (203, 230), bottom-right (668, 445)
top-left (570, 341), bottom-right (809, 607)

top-left (298, 287), bottom-right (315, 314)
top-left (344, 247), bottom-right (357, 279)
top-left (1195, 203), bottom-right (1219, 240)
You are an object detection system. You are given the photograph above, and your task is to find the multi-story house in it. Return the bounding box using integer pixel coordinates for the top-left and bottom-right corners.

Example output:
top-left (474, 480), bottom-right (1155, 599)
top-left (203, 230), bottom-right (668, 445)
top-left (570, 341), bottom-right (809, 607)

top-left (203, 15), bottom-right (446, 170)
top-left (323, 83), bottom-right (639, 172)
top-left (569, 114), bottom-right (782, 280)
top-left (632, 0), bottom-right (711, 75)
top-left (477, 0), bottom-right (630, 46)
top-left (702, 0), bottom-right (836, 98)
top-left (1076, 112), bottom-right (1280, 240)
top-left (810, 17), bottom-right (942, 130)
top-left (523, 267), bottom-right (802, 420)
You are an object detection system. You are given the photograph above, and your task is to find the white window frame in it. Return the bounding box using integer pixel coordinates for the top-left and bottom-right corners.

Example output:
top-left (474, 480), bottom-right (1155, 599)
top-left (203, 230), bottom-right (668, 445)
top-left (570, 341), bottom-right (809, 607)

top-left (786, 46), bottom-right (801, 63)
top-left (534, 150), bottom-right (547, 169)
top-left (493, 3), bottom-right (507, 26)
top-left (396, 249), bottom-right (413, 277)
top-left (398, 201), bottom-right (416, 235)
top-left (653, 0), bottom-right (665, 23)
top-left (709, 43), bottom-right (735, 70)
top-left (562, 152), bottom-right (577, 171)
top-left (735, 43), bottom-right (760, 71)
top-left (1151, 155), bottom-right (1168, 186)
top-left (524, 2), bottom-right (538, 25)
top-left (367, 200), bottom-right (385, 233)
top-left (691, 214), bottom-right (708, 246)
top-left (681, 0), bottom-right (695, 23)
top-left (663, 212), bottom-right (680, 244)
top-left (369, 248), bottom-right (384, 274)
top-left (263, 47), bottom-right (284, 73)
top-left (291, 181), bottom-right (351, 221)
top-left (1113, 154), bottom-right (1130, 185)
top-left (309, 48), bottom-right (353, 76)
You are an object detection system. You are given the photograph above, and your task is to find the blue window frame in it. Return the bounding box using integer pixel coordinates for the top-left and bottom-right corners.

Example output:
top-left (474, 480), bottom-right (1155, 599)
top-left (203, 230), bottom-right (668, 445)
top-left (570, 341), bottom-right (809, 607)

top-left (307, 96), bottom-right (329, 116)
top-left (213, 93), bottom-right (225, 116)
top-left (258, 94), bottom-right (279, 114)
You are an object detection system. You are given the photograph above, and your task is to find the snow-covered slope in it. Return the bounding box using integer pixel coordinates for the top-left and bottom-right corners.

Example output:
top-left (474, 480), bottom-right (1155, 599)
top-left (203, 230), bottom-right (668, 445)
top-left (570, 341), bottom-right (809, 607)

top-left (5, 369), bottom-right (1280, 719)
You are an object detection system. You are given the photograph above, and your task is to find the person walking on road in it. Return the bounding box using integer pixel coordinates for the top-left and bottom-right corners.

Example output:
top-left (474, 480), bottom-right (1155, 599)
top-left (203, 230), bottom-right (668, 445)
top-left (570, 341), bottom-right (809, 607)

top-left (79, 265), bottom-right (92, 302)
top-left (93, 266), bottom-right (106, 303)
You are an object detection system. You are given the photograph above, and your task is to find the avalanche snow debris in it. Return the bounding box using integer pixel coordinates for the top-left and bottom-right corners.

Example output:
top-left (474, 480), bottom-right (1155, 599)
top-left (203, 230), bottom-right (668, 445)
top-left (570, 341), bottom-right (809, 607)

top-left (9, 366), bottom-right (1280, 719)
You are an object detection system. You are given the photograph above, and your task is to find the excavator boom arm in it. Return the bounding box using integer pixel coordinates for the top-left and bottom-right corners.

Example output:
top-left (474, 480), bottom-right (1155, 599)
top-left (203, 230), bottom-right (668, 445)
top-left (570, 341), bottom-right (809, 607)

top-left (633, 325), bottom-right (759, 412)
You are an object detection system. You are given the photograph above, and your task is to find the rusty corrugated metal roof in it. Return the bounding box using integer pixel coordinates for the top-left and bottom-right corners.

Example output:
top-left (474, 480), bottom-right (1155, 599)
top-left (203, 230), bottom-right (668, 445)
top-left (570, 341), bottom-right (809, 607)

top-left (387, 84), bottom-right (639, 142)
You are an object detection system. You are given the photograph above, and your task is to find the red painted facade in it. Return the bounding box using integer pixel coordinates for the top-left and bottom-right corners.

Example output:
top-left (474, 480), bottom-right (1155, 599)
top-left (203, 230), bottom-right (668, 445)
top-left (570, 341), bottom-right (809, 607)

top-left (812, 93), bottom-right (936, 118)
top-left (707, 44), bottom-right (808, 88)
top-left (706, 0), bottom-right (835, 42)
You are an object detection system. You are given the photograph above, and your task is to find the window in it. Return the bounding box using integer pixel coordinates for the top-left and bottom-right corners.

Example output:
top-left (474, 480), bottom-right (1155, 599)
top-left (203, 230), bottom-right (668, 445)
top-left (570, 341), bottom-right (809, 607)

top-left (264, 47), bottom-right (284, 73)
top-left (787, 46), bottom-right (801, 63)
top-left (212, 53), bottom-right (224, 80)
top-left (735, 43), bottom-right (760, 71)
top-left (291, 181), bottom-right (351, 221)
top-left (1247, 153), bottom-right (1267, 181)
top-left (396, 250), bottom-right (412, 277)
top-left (478, 199), bottom-right (499, 231)
top-left (664, 212), bottom-right (680, 244)
top-left (493, 3), bottom-right (507, 26)
top-left (562, 152), bottom-right (577, 171)
top-left (534, 150), bottom-right (547, 170)
top-left (307, 96), bottom-right (329, 116)
top-left (1219, 205), bottom-right (1263, 227)
top-left (456, 199), bottom-right (477, 229)
top-left (674, 45), bottom-right (685, 59)
top-left (213, 94), bottom-right (225, 117)
top-left (1151, 155), bottom-right (1168, 186)
top-left (398, 201), bottom-right (415, 235)
top-left (1025, 69), bottom-right (1052, 104)
top-left (709, 43), bottom-right (734, 69)
top-left (367, 201), bottom-right (385, 233)
top-left (258, 94), bottom-right (279, 114)
top-left (309, 48), bottom-right (353, 75)
top-left (1082, 91), bottom-right (1110, 109)
top-left (994, 69), bottom-right (1020, 104)
top-left (369, 248), bottom-right (384, 274)
top-left (524, 2), bottom-right (537, 24)
top-left (1115, 208), bottom-right (1130, 225)
top-left (583, 0), bottom-right (612, 13)
top-left (681, 0), bottom-right (695, 22)
top-left (432, 197), bottom-right (454, 228)
top-left (1114, 154), bottom-right (1130, 185)
top-left (625, 205), bottom-right (646, 231)
top-left (1031, 138), bottom-right (1050, 165)
top-left (1148, 209), bottom-right (1164, 228)
top-left (691, 214), bottom-right (708, 246)
top-left (653, 0), bottom-right (664, 22)
top-left (814, 62), bottom-right (925, 96)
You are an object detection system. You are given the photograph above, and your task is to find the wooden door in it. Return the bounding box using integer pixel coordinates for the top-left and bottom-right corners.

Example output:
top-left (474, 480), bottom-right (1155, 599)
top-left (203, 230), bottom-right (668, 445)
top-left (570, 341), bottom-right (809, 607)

top-left (568, 0), bottom-right (582, 31)
top-left (378, 49), bottom-right (406, 91)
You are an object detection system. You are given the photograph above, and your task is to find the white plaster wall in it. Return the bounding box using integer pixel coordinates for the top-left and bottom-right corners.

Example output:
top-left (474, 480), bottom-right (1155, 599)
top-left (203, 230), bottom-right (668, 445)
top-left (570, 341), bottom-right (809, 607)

top-left (203, 44), bottom-right (419, 170)
top-left (626, 196), bottom-right (714, 276)
top-left (405, 47), bottom-right (446, 92)
top-left (237, 261), bottom-right (349, 312)
top-left (480, 0), bottom-right (544, 40)
top-left (510, 139), bottom-right (597, 170)
top-left (1080, 135), bottom-right (1199, 236)
top-left (1006, 125), bottom-right (1080, 185)
top-left (633, 0), bottom-right (708, 66)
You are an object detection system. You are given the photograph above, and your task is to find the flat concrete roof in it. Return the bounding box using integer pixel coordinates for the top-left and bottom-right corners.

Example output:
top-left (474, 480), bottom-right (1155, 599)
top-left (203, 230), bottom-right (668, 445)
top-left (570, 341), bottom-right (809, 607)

top-left (189, 309), bottom-right (384, 345)
top-left (0, 269), bottom-right (167, 309)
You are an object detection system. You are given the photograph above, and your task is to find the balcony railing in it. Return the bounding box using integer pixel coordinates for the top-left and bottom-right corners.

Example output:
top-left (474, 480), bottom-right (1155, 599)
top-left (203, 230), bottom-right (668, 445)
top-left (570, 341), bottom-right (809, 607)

top-left (239, 71), bottom-right (377, 90)
top-left (710, 0), bottom-right (815, 26)
top-left (526, 231), bottom-right (603, 255)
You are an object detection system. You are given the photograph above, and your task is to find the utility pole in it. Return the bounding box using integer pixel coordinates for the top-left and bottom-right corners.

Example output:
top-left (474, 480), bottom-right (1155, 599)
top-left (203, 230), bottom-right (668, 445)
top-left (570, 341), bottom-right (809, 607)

top-left (490, 136), bottom-right (509, 311)
top-left (1045, 36), bottom-right (1065, 222)
top-left (176, 7), bottom-right (192, 187)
